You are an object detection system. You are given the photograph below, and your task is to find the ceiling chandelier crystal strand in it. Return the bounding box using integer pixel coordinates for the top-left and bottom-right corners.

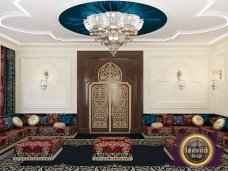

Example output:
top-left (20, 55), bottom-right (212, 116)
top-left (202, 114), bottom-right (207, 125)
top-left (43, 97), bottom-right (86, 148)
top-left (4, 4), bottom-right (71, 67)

top-left (84, 12), bottom-right (144, 56)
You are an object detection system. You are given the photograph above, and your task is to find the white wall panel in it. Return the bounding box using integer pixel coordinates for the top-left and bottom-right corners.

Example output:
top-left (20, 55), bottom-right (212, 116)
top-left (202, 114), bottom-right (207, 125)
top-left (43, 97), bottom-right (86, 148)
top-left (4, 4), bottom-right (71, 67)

top-left (21, 57), bottom-right (71, 108)
top-left (212, 41), bottom-right (228, 116)
top-left (16, 48), bottom-right (77, 113)
top-left (144, 48), bottom-right (210, 113)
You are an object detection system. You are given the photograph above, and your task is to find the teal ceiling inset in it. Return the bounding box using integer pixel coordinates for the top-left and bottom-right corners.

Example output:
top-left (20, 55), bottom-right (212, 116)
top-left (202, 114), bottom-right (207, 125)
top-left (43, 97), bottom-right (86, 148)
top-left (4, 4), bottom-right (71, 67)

top-left (59, 1), bottom-right (167, 36)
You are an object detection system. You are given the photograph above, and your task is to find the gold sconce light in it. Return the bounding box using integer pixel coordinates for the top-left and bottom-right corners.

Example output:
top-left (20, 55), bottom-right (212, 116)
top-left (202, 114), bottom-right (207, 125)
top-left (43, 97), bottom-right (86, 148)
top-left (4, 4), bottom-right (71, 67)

top-left (40, 71), bottom-right (49, 89)
top-left (177, 70), bottom-right (185, 90)
top-left (210, 69), bottom-right (222, 90)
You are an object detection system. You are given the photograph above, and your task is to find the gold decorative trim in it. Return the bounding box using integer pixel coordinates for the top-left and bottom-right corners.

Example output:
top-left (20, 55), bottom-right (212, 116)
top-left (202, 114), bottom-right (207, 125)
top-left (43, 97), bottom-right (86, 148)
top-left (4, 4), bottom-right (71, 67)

top-left (163, 147), bottom-right (174, 160)
top-left (98, 62), bottom-right (122, 82)
top-left (13, 147), bottom-right (63, 161)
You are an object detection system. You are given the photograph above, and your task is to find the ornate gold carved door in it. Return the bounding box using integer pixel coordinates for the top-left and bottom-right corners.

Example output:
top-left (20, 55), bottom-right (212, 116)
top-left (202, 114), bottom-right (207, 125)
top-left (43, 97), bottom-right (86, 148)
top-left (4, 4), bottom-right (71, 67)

top-left (89, 62), bottom-right (131, 133)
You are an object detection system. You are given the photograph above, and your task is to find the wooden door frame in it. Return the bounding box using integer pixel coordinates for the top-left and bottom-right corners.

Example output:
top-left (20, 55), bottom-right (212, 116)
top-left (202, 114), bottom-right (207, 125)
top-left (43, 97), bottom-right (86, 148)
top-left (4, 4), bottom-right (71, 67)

top-left (77, 51), bottom-right (143, 134)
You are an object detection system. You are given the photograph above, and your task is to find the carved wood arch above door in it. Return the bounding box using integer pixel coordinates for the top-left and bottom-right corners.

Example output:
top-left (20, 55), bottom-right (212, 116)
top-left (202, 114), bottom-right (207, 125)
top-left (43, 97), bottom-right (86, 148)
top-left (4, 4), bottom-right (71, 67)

top-left (77, 51), bottom-right (143, 134)
top-left (98, 62), bottom-right (122, 82)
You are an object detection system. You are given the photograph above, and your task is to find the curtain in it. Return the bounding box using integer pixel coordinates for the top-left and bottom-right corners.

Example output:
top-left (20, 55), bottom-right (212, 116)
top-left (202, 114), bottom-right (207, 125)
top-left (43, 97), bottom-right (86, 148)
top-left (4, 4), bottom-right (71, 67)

top-left (0, 46), bottom-right (15, 116)
top-left (0, 47), bottom-right (5, 116)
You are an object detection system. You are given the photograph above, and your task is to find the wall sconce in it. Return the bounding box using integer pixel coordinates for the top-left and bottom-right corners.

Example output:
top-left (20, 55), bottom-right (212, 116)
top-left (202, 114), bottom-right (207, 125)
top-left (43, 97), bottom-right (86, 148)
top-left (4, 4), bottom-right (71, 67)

top-left (40, 71), bottom-right (49, 89)
top-left (210, 69), bottom-right (222, 90)
top-left (177, 70), bottom-right (185, 90)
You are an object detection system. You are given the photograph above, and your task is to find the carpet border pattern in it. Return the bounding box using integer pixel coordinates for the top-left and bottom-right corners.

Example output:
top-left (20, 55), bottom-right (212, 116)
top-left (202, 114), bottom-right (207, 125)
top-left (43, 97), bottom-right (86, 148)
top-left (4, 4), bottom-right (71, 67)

top-left (0, 138), bottom-right (228, 171)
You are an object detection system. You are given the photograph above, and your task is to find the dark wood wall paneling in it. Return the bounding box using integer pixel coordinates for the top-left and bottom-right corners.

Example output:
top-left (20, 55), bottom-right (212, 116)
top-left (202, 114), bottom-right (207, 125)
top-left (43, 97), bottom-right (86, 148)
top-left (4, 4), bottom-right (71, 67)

top-left (77, 51), bottom-right (143, 134)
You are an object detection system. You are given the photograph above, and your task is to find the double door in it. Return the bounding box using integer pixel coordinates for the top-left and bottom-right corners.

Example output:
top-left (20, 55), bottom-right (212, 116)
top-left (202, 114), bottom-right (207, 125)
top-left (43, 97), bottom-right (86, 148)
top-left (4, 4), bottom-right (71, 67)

top-left (89, 82), bottom-right (131, 133)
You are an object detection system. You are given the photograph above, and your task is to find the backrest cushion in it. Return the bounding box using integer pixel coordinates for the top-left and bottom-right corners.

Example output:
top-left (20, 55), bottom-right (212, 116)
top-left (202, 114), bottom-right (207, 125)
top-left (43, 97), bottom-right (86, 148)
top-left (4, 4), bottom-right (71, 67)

top-left (162, 114), bottom-right (173, 125)
top-left (23, 114), bottom-right (31, 125)
top-left (199, 114), bottom-right (210, 125)
top-left (60, 114), bottom-right (74, 126)
top-left (223, 118), bottom-right (228, 131)
top-left (183, 114), bottom-right (193, 125)
top-left (143, 114), bottom-right (156, 126)
top-left (173, 115), bottom-right (185, 125)
top-left (210, 116), bottom-right (218, 125)
top-left (3, 116), bottom-right (14, 131)
top-left (48, 114), bottom-right (60, 125)
top-left (39, 115), bottom-right (48, 125)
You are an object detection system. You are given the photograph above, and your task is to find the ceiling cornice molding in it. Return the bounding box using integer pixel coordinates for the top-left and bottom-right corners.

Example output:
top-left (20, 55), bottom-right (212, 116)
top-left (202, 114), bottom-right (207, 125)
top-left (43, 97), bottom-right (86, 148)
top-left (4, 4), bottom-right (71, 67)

top-left (0, 35), bottom-right (18, 50)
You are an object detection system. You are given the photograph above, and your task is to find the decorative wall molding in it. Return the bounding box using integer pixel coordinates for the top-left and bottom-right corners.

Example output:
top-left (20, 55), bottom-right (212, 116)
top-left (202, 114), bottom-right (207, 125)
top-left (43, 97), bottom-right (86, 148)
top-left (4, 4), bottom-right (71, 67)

top-left (144, 55), bottom-right (209, 112)
top-left (212, 47), bottom-right (227, 116)
top-left (18, 54), bottom-right (75, 112)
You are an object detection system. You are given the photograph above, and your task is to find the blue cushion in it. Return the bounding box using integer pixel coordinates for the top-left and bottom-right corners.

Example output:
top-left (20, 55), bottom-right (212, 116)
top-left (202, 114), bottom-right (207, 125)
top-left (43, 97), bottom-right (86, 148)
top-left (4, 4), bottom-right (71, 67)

top-left (173, 115), bottom-right (184, 125)
top-left (199, 114), bottom-right (210, 125)
top-left (39, 115), bottom-right (48, 125)
top-left (3, 116), bottom-right (13, 130)
top-left (143, 114), bottom-right (156, 126)
top-left (60, 114), bottom-right (74, 126)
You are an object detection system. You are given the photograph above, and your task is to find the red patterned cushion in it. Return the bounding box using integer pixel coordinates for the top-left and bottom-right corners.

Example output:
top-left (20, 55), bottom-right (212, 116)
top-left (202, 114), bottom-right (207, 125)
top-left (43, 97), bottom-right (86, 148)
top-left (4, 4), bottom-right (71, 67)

top-left (143, 126), bottom-right (173, 136)
top-left (173, 126), bottom-right (198, 135)
top-left (199, 126), bottom-right (216, 136)
top-left (183, 115), bottom-right (193, 125)
top-left (217, 132), bottom-right (228, 148)
top-left (1, 128), bottom-right (28, 143)
top-left (48, 114), bottom-right (60, 125)
top-left (0, 135), bottom-right (8, 147)
top-left (162, 115), bottom-right (173, 125)
top-left (14, 137), bottom-right (62, 161)
top-left (165, 137), bottom-right (177, 149)
top-left (210, 117), bottom-right (218, 125)
top-left (24, 126), bottom-right (39, 136)
top-left (0, 119), bottom-right (5, 133)
top-left (93, 137), bottom-right (133, 161)
top-left (23, 114), bottom-right (31, 125)
top-left (217, 132), bottom-right (227, 145)
top-left (38, 125), bottom-right (77, 136)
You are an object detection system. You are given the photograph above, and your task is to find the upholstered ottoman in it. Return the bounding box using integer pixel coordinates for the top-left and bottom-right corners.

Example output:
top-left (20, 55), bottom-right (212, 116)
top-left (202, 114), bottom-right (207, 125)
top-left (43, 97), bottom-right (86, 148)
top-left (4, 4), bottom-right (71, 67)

top-left (92, 137), bottom-right (133, 161)
top-left (13, 137), bottom-right (62, 161)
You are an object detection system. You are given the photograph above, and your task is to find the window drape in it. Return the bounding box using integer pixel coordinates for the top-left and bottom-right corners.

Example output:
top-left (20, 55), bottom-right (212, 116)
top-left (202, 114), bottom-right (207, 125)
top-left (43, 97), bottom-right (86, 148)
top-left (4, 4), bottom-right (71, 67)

top-left (0, 46), bottom-right (15, 116)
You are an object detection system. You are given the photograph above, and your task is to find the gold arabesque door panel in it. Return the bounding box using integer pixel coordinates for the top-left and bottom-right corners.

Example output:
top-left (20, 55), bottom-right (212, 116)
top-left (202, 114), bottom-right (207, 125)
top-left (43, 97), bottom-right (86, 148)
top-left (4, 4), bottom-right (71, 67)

top-left (89, 62), bottom-right (131, 133)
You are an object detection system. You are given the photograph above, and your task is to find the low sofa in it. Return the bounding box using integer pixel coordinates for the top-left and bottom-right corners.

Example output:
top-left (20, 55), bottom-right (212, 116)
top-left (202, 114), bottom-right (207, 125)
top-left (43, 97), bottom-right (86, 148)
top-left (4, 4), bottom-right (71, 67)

top-left (0, 113), bottom-right (77, 154)
top-left (142, 113), bottom-right (228, 150)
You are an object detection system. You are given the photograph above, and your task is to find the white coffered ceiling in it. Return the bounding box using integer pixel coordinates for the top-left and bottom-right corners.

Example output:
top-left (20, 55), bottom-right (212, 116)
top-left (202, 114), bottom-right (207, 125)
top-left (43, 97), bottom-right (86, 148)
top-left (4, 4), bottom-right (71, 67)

top-left (0, 0), bottom-right (227, 45)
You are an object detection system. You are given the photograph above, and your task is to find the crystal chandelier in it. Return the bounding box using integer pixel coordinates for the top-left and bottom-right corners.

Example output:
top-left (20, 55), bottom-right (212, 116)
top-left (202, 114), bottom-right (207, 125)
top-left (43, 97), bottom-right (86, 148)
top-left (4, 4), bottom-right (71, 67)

top-left (84, 12), bottom-right (144, 56)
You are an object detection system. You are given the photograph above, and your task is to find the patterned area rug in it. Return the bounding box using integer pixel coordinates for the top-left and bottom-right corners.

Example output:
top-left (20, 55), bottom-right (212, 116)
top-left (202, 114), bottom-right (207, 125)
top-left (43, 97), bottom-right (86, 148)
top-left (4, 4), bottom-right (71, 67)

top-left (0, 138), bottom-right (228, 171)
